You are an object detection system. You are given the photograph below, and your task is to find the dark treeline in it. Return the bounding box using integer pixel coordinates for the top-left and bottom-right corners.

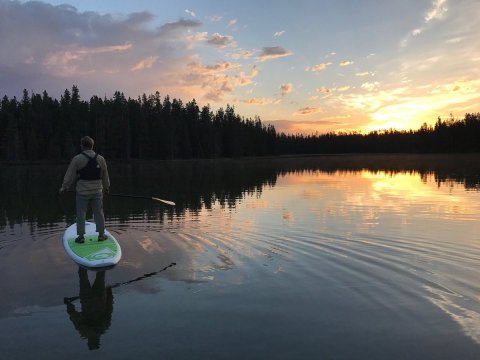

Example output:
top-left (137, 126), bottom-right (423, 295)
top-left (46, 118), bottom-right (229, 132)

top-left (278, 114), bottom-right (480, 154)
top-left (0, 86), bottom-right (277, 161)
top-left (1, 86), bottom-right (479, 161)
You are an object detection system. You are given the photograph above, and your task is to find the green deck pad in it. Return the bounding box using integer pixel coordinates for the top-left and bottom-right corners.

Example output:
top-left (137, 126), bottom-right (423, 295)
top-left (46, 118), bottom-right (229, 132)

top-left (67, 235), bottom-right (118, 261)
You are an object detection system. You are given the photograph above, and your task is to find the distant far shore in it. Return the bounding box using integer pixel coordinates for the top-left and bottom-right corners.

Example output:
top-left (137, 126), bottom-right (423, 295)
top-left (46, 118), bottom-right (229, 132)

top-left (1, 152), bottom-right (478, 167)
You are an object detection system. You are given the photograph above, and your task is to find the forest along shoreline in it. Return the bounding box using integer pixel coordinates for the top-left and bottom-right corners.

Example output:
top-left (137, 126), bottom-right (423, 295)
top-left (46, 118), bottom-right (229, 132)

top-left (2, 153), bottom-right (480, 170)
top-left (1, 86), bottom-right (480, 162)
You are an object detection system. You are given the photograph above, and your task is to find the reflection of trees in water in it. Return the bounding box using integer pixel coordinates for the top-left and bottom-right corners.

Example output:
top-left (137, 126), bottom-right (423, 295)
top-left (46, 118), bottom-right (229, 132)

top-left (1, 155), bottom-right (479, 229)
top-left (430, 173), bottom-right (480, 190)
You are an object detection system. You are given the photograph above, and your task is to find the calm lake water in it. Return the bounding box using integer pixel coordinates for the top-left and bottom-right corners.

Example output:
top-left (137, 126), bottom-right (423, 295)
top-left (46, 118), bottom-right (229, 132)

top-left (1, 154), bottom-right (480, 359)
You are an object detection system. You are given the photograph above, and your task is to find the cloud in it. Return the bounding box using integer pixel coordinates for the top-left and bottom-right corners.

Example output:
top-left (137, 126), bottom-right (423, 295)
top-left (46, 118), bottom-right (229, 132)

top-left (274, 30), bottom-right (285, 37)
top-left (0, 1), bottom-right (208, 97)
top-left (339, 60), bottom-right (354, 67)
top-left (280, 83), bottom-right (293, 96)
top-left (185, 9), bottom-right (196, 17)
top-left (239, 68), bottom-right (258, 85)
top-left (356, 71), bottom-right (371, 77)
top-left (361, 82), bottom-right (380, 91)
top-left (158, 18), bottom-right (202, 35)
top-left (314, 85), bottom-right (351, 97)
top-left (0, 0), bottom-right (264, 108)
top-left (445, 36), bottom-right (464, 44)
top-left (185, 61), bottom-right (258, 102)
top-left (305, 62), bottom-right (331, 72)
top-left (131, 55), bottom-right (159, 71)
top-left (412, 28), bottom-right (422, 36)
top-left (294, 107), bottom-right (321, 116)
top-left (242, 98), bottom-right (275, 105)
top-left (188, 61), bottom-right (241, 74)
top-left (206, 15), bottom-right (222, 22)
top-left (228, 50), bottom-right (254, 60)
top-left (207, 33), bottom-right (234, 48)
top-left (186, 31), bottom-right (209, 44)
top-left (400, 56), bottom-right (441, 72)
top-left (337, 78), bottom-right (480, 132)
top-left (43, 43), bottom-right (133, 76)
top-left (401, 0), bottom-right (449, 47)
top-left (316, 86), bottom-right (331, 95)
top-left (257, 47), bottom-right (293, 62)
top-left (228, 19), bottom-right (237, 27)
top-left (425, 0), bottom-right (448, 22)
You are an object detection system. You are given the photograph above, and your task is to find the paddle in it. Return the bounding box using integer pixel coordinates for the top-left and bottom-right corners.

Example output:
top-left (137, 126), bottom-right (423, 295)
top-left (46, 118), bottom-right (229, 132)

top-left (64, 262), bottom-right (177, 303)
top-left (108, 193), bottom-right (176, 206)
top-left (64, 190), bottom-right (175, 206)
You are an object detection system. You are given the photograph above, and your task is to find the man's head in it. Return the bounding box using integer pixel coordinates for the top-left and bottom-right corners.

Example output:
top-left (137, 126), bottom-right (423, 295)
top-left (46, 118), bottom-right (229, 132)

top-left (80, 136), bottom-right (94, 150)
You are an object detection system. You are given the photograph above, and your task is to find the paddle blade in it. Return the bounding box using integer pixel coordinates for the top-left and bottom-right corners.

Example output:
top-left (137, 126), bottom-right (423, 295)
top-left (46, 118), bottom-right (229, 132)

top-left (152, 197), bottom-right (176, 206)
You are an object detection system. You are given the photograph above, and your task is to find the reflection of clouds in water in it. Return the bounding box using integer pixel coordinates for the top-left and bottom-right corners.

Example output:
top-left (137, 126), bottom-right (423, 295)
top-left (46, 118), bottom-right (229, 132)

top-left (358, 208), bottom-right (380, 231)
top-left (282, 209), bottom-right (294, 221)
top-left (316, 171), bottom-right (478, 227)
top-left (245, 200), bottom-right (270, 209)
top-left (366, 172), bottom-right (475, 221)
top-left (121, 169), bottom-right (480, 301)
top-left (139, 237), bottom-right (165, 254)
top-left (213, 254), bottom-right (236, 271)
top-left (425, 285), bottom-right (480, 344)
top-left (302, 189), bottom-right (323, 200)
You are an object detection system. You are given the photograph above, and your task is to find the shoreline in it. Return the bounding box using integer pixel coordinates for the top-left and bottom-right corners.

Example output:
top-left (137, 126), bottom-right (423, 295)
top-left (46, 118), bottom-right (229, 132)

top-left (1, 152), bottom-right (479, 167)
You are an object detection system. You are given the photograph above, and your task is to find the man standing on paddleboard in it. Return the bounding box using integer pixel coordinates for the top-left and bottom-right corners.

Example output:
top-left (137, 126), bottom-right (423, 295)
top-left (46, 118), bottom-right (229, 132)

top-left (59, 136), bottom-right (110, 243)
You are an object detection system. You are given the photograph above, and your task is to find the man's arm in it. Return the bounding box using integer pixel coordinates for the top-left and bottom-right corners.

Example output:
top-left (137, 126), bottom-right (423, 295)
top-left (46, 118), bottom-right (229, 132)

top-left (100, 157), bottom-right (110, 192)
top-left (59, 157), bottom-right (79, 193)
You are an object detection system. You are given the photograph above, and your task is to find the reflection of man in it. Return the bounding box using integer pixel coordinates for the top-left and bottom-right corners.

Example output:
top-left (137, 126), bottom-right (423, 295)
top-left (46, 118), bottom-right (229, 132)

top-left (64, 267), bottom-right (113, 350)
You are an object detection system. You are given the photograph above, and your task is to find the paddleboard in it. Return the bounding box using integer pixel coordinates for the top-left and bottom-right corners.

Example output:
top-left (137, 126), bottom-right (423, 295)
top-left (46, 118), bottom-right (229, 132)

top-left (63, 221), bottom-right (122, 268)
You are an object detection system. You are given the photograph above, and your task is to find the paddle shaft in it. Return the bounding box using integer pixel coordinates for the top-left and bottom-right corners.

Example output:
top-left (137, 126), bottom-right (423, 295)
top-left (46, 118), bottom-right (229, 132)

top-left (108, 193), bottom-right (175, 206)
top-left (65, 190), bottom-right (175, 205)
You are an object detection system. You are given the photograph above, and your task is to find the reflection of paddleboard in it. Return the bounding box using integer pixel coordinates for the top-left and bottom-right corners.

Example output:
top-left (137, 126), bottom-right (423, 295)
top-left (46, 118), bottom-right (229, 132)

top-left (63, 221), bottom-right (121, 268)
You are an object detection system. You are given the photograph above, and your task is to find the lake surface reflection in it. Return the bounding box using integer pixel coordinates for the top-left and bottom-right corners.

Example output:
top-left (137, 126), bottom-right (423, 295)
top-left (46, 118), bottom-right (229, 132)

top-left (1, 154), bottom-right (480, 359)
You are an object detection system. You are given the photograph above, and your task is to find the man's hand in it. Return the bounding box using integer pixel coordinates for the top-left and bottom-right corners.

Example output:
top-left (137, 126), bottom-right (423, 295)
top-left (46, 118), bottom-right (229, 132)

top-left (104, 188), bottom-right (110, 195)
top-left (59, 187), bottom-right (66, 195)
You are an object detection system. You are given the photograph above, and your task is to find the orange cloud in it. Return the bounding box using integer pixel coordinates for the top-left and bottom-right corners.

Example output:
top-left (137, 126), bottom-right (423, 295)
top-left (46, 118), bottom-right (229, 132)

top-left (339, 79), bottom-right (480, 132)
top-left (316, 86), bottom-right (332, 98)
top-left (188, 61), bottom-right (240, 74)
top-left (228, 50), bottom-right (254, 60)
top-left (43, 43), bottom-right (133, 76)
top-left (182, 61), bottom-right (258, 102)
top-left (131, 56), bottom-right (159, 71)
top-left (305, 62), bottom-right (331, 72)
top-left (340, 60), bottom-right (354, 66)
top-left (294, 107), bottom-right (321, 116)
top-left (243, 98), bottom-right (275, 105)
top-left (280, 83), bottom-right (293, 96)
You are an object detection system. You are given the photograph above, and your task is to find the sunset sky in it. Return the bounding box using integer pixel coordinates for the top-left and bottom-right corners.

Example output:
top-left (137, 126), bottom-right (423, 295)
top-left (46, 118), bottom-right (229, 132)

top-left (1, 0), bottom-right (479, 134)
